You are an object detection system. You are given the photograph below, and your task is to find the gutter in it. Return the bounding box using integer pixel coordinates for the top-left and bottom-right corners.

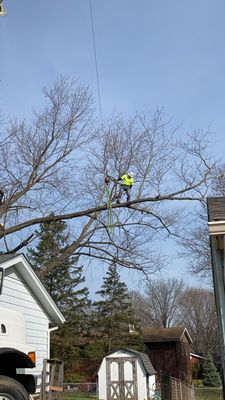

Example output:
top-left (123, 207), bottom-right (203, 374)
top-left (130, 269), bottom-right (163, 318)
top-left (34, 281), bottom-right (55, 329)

top-left (47, 326), bottom-right (58, 359)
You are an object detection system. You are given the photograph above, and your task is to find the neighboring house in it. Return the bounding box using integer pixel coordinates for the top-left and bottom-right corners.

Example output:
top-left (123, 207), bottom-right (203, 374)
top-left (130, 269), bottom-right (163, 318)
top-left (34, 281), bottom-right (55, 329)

top-left (0, 254), bottom-right (65, 390)
top-left (142, 327), bottom-right (193, 383)
top-left (190, 353), bottom-right (206, 368)
top-left (98, 348), bottom-right (156, 400)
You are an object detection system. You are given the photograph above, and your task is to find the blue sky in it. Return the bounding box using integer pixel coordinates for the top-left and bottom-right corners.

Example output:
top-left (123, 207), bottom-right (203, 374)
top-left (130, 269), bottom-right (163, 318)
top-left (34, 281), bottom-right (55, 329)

top-left (1, 0), bottom-right (225, 295)
top-left (1, 0), bottom-right (225, 139)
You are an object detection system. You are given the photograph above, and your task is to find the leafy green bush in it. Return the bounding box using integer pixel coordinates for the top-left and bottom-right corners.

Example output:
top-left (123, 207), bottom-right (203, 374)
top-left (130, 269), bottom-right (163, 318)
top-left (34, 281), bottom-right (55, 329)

top-left (193, 379), bottom-right (203, 388)
top-left (192, 363), bottom-right (203, 379)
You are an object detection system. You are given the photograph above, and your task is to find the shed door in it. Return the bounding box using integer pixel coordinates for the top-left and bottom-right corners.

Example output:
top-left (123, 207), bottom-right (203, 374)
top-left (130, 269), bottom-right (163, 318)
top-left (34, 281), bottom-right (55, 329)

top-left (106, 357), bottom-right (137, 400)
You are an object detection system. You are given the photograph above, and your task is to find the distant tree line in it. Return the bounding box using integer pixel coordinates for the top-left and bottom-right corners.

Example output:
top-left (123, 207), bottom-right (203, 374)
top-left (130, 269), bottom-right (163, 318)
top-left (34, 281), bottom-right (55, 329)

top-left (131, 278), bottom-right (218, 355)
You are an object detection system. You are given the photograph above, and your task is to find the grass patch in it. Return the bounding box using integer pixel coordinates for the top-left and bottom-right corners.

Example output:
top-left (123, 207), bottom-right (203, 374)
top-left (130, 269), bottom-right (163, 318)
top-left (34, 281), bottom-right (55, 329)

top-left (195, 387), bottom-right (223, 400)
top-left (63, 394), bottom-right (97, 400)
top-left (64, 398), bottom-right (91, 400)
top-left (63, 389), bottom-right (224, 400)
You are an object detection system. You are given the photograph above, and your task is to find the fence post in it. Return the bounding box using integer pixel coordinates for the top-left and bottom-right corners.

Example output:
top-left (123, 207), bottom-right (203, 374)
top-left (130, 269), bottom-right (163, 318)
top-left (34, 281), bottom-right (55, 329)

top-left (179, 381), bottom-right (183, 400)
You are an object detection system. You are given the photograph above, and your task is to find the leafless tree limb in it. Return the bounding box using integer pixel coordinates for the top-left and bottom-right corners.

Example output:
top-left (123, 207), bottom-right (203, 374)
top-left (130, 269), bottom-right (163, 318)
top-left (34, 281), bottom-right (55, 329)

top-left (0, 79), bottom-right (216, 278)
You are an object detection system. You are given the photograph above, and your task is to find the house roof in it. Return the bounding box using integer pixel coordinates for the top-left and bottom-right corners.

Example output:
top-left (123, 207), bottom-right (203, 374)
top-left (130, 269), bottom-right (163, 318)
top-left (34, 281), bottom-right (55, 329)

top-left (190, 353), bottom-right (206, 360)
top-left (0, 254), bottom-right (19, 263)
top-left (107, 348), bottom-right (156, 376)
top-left (0, 254), bottom-right (65, 325)
top-left (142, 327), bottom-right (193, 344)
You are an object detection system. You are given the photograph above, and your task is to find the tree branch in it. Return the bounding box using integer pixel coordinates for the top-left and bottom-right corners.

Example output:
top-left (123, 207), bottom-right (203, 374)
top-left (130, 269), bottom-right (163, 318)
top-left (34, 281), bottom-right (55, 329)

top-left (1, 181), bottom-right (207, 238)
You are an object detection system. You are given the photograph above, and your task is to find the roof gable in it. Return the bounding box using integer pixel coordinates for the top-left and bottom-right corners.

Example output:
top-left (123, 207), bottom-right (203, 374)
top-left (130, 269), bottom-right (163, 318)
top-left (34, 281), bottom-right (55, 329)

top-left (106, 348), bottom-right (156, 375)
top-left (0, 254), bottom-right (65, 325)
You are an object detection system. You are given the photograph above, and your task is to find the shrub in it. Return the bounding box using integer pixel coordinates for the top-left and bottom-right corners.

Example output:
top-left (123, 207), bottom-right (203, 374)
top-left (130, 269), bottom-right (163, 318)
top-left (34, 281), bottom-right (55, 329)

top-left (202, 354), bottom-right (221, 387)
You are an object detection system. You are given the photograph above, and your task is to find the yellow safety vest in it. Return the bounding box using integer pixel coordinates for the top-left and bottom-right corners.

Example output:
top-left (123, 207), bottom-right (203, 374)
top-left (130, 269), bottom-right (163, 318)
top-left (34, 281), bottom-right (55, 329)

top-left (121, 174), bottom-right (134, 186)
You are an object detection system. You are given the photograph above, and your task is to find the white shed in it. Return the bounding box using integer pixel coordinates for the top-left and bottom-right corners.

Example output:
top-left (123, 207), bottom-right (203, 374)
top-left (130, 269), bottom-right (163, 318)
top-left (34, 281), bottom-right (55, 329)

top-left (98, 348), bottom-right (156, 400)
top-left (0, 253), bottom-right (65, 390)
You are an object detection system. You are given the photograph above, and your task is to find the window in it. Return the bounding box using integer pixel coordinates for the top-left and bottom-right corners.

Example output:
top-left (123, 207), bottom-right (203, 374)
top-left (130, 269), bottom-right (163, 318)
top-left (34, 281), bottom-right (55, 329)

top-left (1, 324), bottom-right (6, 334)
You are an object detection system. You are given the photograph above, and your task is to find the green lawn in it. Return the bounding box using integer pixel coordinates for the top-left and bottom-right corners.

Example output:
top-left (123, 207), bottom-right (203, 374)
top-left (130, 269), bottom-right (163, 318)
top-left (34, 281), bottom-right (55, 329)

top-left (64, 397), bottom-right (91, 400)
top-left (63, 394), bottom-right (96, 400)
top-left (195, 388), bottom-right (222, 400)
top-left (63, 389), bottom-right (223, 400)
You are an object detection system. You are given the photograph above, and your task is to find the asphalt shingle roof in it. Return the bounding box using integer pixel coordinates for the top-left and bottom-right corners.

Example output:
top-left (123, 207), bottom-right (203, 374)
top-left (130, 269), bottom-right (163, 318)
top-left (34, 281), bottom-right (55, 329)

top-left (0, 254), bottom-right (21, 263)
top-left (108, 348), bottom-right (156, 376)
top-left (142, 326), bottom-right (192, 344)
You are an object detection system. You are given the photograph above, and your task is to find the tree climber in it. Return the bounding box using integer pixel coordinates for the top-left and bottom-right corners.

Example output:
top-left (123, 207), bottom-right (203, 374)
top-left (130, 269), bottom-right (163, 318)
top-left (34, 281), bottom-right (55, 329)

top-left (0, 0), bottom-right (6, 16)
top-left (116, 172), bottom-right (134, 204)
top-left (0, 190), bottom-right (4, 230)
top-left (0, 190), bottom-right (3, 206)
top-left (104, 175), bottom-right (111, 185)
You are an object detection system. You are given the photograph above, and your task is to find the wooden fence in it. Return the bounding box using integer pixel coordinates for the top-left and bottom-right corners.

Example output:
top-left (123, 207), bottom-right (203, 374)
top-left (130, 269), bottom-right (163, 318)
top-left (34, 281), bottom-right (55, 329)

top-left (160, 374), bottom-right (195, 400)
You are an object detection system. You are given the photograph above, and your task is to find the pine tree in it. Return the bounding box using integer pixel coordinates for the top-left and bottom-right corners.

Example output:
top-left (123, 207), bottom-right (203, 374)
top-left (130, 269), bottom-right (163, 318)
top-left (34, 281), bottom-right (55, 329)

top-left (202, 353), bottom-right (221, 387)
top-left (27, 218), bottom-right (91, 374)
top-left (89, 263), bottom-right (143, 358)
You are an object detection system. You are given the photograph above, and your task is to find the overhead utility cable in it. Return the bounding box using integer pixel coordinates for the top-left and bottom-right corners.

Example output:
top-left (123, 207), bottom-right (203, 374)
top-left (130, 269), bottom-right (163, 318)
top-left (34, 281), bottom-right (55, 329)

top-left (89, 1), bottom-right (115, 232)
top-left (89, 0), bottom-right (103, 126)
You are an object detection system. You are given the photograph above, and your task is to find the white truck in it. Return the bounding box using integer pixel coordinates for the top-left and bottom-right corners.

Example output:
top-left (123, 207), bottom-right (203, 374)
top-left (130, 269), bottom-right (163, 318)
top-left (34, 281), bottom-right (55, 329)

top-left (0, 254), bottom-right (65, 400)
top-left (0, 307), bottom-right (37, 400)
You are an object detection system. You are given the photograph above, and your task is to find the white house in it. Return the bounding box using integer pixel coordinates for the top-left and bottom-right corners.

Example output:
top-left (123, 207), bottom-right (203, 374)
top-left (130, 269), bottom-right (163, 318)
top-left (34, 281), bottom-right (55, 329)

top-left (98, 348), bottom-right (156, 400)
top-left (0, 253), bottom-right (65, 390)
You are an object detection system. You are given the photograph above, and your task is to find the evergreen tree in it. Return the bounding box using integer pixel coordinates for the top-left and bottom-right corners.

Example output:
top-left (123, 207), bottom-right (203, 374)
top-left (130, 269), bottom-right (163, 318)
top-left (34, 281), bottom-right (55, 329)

top-left (202, 353), bottom-right (221, 387)
top-left (27, 218), bottom-right (91, 374)
top-left (89, 263), bottom-right (143, 358)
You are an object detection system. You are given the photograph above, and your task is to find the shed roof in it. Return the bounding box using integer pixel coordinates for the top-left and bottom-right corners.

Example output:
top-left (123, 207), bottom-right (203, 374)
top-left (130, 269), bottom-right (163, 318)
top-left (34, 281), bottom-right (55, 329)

top-left (0, 254), bottom-right (65, 325)
top-left (142, 327), bottom-right (192, 344)
top-left (107, 348), bottom-right (156, 376)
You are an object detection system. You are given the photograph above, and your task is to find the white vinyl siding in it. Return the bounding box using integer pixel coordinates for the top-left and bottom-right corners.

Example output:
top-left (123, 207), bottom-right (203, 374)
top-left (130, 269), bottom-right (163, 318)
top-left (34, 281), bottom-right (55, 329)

top-left (0, 271), bottom-right (49, 389)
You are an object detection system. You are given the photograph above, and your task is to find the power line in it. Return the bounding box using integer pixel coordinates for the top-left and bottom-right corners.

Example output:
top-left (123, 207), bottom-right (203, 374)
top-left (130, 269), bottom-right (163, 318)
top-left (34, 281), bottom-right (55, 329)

top-left (89, 0), bottom-right (103, 127)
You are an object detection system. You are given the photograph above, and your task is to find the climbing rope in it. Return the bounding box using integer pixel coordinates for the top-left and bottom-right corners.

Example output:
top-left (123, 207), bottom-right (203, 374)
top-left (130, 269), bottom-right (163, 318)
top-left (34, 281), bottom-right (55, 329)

top-left (105, 186), bottom-right (114, 232)
top-left (104, 176), bottom-right (114, 232)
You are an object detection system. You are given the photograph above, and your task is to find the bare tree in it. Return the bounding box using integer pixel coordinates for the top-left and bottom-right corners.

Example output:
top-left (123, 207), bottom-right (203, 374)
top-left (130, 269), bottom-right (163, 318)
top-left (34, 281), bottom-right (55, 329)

top-left (179, 205), bottom-right (212, 277)
top-left (131, 281), bottom-right (218, 354)
top-left (0, 77), bottom-right (215, 277)
top-left (179, 164), bottom-right (225, 278)
top-left (180, 288), bottom-right (218, 353)
top-left (132, 278), bottom-right (185, 328)
top-left (130, 290), bottom-right (148, 324)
